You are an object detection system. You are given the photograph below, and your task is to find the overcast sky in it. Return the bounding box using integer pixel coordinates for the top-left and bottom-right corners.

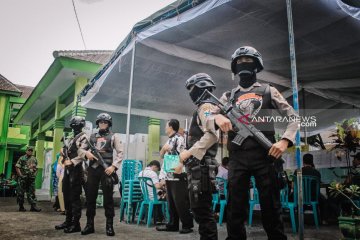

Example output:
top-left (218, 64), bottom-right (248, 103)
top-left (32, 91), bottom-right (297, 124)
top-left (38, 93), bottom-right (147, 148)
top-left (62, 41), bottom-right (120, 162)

top-left (0, 0), bottom-right (174, 87)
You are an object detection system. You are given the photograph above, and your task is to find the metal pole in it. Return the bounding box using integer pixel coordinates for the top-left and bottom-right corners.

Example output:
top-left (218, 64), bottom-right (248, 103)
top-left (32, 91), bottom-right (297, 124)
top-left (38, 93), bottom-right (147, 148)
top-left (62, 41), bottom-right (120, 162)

top-left (285, 0), bottom-right (303, 239)
top-left (302, 89), bottom-right (308, 145)
top-left (125, 40), bottom-right (137, 158)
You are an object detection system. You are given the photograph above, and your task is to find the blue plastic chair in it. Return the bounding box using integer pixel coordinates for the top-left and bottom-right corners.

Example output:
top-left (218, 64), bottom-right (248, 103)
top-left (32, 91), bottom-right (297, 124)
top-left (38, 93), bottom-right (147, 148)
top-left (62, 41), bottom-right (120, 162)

top-left (215, 177), bottom-right (228, 225)
top-left (119, 160), bottom-right (143, 223)
top-left (248, 176), bottom-right (260, 227)
top-left (120, 180), bottom-right (143, 223)
top-left (280, 183), bottom-right (297, 233)
top-left (137, 177), bottom-right (169, 227)
top-left (212, 193), bottom-right (219, 212)
top-left (121, 159), bottom-right (143, 184)
top-left (302, 175), bottom-right (320, 229)
top-left (281, 175), bottom-right (320, 233)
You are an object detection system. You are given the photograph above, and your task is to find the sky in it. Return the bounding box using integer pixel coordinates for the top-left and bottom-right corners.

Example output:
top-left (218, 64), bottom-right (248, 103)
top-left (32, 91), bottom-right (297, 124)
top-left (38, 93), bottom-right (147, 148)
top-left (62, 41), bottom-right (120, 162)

top-left (0, 0), bottom-right (175, 87)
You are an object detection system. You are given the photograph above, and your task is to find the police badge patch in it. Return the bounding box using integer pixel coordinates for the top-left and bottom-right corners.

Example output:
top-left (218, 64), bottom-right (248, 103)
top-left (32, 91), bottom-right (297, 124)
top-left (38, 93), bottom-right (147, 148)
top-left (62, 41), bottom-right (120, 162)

top-left (203, 105), bottom-right (212, 118)
top-left (236, 93), bottom-right (263, 118)
top-left (96, 137), bottom-right (107, 150)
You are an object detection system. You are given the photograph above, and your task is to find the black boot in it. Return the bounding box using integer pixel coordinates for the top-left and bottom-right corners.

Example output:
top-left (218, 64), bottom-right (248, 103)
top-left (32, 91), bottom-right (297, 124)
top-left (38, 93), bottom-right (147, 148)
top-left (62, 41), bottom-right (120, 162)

top-left (19, 204), bottom-right (26, 212)
top-left (81, 217), bottom-right (95, 235)
top-left (30, 204), bottom-right (42, 212)
top-left (64, 222), bottom-right (81, 233)
top-left (106, 218), bottom-right (115, 236)
top-left (55, 211), bottom-right (72, 230)
top-left (55, 221), bottom-right (69, 230)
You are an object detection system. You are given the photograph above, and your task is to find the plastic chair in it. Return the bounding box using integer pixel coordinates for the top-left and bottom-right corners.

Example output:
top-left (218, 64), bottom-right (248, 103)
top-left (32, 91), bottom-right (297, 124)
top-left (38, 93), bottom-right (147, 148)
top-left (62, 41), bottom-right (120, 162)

top-left (215, 177), bottom-right (228, 225)
top-left (119, 160), bottom-right (143, 223)
top-left (212, 193), bottom-right (219, 212)
top-left (302, 175), bottom-right (320, 229)
top-left (281, 175), bottom-right (320, 233)
top-left (137, 177), bottom-right (169, 227)
top-left (120, 180), bottom-right (143, 223)
top-left (248, 176), bottom-right (260, 226)
top-left (280, 183), bottom-right (297, 233)
top-left (121, 159), bottom-right (143, 184)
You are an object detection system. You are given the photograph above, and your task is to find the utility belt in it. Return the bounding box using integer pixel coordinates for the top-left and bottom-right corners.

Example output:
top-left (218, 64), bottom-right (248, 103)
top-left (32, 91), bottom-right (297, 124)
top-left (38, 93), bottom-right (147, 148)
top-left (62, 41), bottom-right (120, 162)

top-left (185, 156), bottom-right (218, 202)
top-left (166, 172), bottom-right (188, 182)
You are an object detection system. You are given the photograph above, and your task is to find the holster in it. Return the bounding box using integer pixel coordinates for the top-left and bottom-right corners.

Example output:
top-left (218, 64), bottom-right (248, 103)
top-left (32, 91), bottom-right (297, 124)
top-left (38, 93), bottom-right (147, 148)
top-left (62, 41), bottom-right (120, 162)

top-left (110, 173), bottom-right (119, 185)
top-left (270, 156), bottom-right (288, 190)
top-left (187, 157), bottom-right (218, 202)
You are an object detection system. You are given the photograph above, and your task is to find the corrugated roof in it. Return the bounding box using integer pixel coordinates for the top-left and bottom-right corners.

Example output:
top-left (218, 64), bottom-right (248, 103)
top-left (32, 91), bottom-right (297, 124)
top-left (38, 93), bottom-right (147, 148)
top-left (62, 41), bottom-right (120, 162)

top-left (15, 84), bottom-right (34, 99)
top-left (53, 50), bottom-right (114, 65)
top-left (0, 74), bottom-right (22, 95)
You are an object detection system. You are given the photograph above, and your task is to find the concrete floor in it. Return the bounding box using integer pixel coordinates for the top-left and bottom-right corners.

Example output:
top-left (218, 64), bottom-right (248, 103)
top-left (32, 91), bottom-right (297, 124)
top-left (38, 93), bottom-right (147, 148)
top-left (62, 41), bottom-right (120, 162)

top-left (0, 197), bottom-right (342, 240)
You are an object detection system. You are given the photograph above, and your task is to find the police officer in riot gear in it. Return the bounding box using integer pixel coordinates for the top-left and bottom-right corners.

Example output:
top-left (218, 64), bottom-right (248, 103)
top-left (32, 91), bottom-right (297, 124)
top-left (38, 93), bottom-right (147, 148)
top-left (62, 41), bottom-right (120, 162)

top-left (55, 116), bottom-right (88, 233)
top-left (81, 113), bottom-right (124, 237)
top-left (178, 73), bottom-right (219, 240)
top-left (215, 46), bottom-right (299, 240)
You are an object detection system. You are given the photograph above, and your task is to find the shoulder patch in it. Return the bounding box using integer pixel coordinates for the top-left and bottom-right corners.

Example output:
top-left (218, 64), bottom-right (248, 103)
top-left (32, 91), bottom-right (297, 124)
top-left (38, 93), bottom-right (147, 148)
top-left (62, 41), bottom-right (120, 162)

top-left (202, 104), bottom-right (213, 118)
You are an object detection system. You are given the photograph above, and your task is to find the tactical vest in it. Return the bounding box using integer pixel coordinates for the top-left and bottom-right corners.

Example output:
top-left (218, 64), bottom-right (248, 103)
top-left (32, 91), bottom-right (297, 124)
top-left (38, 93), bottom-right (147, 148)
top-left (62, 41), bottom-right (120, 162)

top-left (90, 132), bottom-right (114, 165)
top-left (67, 132), bottom-right (85, 159)
top-left (227, 83), bottom-right (276, 151)
top-left (188, 107), bottom-right (218, 158)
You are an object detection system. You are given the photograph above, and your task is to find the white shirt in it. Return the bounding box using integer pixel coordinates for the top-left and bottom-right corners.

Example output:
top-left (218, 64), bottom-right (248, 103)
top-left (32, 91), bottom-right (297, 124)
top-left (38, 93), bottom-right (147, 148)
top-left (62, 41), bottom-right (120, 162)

top-left (138, 167), bottom-right (159, 200)
top-left (217, 165), bottom-right (228, 180)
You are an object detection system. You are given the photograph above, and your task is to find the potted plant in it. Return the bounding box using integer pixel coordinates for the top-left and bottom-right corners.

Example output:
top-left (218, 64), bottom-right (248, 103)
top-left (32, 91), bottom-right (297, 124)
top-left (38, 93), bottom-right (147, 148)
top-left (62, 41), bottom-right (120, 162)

top-left (332, 118), bottom-right (360, 160)
top-left (329, 182), bottom-right (360, 239)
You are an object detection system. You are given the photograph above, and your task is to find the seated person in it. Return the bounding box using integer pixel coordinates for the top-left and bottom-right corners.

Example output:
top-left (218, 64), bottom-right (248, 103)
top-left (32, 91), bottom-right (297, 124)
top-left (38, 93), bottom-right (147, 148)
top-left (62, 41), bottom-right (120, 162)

top-left (138, 160), bottom-right (165, 200)
top-left (216, 157), bottom-right (229, 197)
top-left (293, 153), bottom-right (321, 180)
top-left (138, 160), bottom-right (166, 223)
top-left (217, 157), bottom-right (229, 180)
top-left (293, 153), bottom-right (321, 196)
top-left (293, 153), bottom-right (329, 223)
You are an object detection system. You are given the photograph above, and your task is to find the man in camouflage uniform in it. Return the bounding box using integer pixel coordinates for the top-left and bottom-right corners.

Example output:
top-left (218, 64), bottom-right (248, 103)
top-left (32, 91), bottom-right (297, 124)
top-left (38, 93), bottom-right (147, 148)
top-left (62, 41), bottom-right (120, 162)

top-left (15, 146), bottom-right (41, 212)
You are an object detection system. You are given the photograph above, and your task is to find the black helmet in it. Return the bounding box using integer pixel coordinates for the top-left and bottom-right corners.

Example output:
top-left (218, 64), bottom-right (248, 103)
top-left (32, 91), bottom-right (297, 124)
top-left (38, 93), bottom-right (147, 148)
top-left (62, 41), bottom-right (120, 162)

top-left (185, 73), bottom-right (216, 91)
top-left (96, 113), bottom-right (112, 127)
top-left (70, 116), bottom-right (85, 129)
top-left (231, 46), bottom-right (264, 74)
top-left (186, 73), bottom-right (216, 105)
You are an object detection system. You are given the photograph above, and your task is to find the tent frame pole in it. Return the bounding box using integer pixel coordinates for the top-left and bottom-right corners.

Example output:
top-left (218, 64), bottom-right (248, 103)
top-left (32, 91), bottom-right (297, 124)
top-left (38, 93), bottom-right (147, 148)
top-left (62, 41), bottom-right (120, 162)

top-left (125, 40), bottom-right (137, 159)
top-left (286, 0), bottom-right (303, 239)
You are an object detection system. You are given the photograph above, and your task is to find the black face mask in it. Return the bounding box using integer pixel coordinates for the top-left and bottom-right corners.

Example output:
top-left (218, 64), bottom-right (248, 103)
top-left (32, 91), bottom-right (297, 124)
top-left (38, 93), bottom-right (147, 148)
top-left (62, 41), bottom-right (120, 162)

top-left (72, 127), bottom-right (82, 136)
top-left (98, 128), bottom-right (109, 135)
top-left (236, 62), bottom-right (257, 88)
top-left (189, 87), bottom-right (205, 104)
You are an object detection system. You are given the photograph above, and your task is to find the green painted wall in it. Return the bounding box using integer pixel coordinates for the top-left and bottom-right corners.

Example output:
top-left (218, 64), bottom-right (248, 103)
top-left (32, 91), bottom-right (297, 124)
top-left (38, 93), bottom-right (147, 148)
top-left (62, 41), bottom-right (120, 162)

top-left (35, 133), bottom-right (45, 189)
top-left (0, 95), bottom-right (11, 173)
top-left (147, 118), bottom-right (161, 164)
top-left (73, 77), bottom-right (88, 118)
top-left (5, 150), bottom-right (13, 179)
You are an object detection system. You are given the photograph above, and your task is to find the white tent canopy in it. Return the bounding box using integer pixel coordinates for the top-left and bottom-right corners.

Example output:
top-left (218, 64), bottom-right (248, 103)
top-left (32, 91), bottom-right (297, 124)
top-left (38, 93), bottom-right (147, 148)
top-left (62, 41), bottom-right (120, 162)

top-left (80, 0), bottom-right (360, 136)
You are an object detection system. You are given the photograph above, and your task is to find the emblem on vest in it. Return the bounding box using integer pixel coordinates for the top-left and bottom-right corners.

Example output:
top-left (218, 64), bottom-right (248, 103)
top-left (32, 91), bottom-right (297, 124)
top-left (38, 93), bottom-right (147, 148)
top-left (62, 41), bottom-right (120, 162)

top-left (96, 137), bottom-right (107, 152)
top-left (235, 92), bottom-right (263, 118)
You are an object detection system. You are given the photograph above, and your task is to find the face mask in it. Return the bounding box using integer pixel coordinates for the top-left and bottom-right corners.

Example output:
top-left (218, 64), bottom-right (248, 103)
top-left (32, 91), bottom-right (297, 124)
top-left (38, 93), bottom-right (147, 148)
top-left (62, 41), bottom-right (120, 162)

top-left (73, 128), bottom-right (82, 136)
top-left (189, 87), bottom-right (205, 104)
top-left (98, 128), bottom-right (109, 135)
top-left (236, 62), bottom-right (257, 88)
